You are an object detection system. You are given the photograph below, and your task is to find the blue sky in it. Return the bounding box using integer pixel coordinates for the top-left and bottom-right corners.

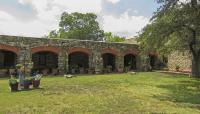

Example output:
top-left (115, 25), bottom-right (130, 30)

top-left (0, 0), bottom-right (159, 38)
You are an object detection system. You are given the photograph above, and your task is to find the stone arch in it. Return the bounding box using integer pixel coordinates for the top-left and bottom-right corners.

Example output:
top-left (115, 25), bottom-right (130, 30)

top-left (101, 48), bottom-right (119, 56)
top-left (124, 54), bottom-right (137, 71)
top-left (31, 46), bottom-right (60, 55)
top-left (67, 47), bottom-right (91, 55)
top-left (31, 46), bottom-right (60, 74)
top-left (149, 52), bottom-right (158, 56)
top-left (102, 53), bottom-right (116, 72)
top-left (68, 52), bottom-right (89, 74)
top-left (149, 52), bottom-right (158, 70)
top-left (123, 49), bottom-right (138, 56)
top-left (67, 48), bottom-right (91, 74)
top-left (0, 44), bottom-right (18, 69)
top-left (0, 44), bottom-right (19, 55)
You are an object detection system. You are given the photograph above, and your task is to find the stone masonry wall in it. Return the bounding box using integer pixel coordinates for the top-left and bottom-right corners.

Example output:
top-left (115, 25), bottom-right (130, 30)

top-left (0, 35), bottom-right (139, 74)
top-left (168, 51), bottom-right (192, 71)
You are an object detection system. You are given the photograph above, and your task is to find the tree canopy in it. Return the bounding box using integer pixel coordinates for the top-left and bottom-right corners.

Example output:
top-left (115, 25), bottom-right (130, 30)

top-left (48, 12), bottom-right (104, 41)
top-left (104, 32), bottom-right (125, 42)
top-left (138, 0), bottom-right (200, 77)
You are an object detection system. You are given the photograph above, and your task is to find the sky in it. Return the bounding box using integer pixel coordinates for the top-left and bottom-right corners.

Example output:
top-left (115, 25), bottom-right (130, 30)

top-left (0, 0), bottom-right (159, 38)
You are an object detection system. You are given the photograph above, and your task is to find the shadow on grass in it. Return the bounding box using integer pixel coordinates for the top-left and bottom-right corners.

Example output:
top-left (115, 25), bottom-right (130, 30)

top-left (10, 87), bottom-right (44, 93)
top-left (154, 79), bottom-right (200, 105)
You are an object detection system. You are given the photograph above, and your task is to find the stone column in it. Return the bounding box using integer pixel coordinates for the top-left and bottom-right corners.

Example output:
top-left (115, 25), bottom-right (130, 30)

top-left (116, 55), bottom-right (124, 72)
top-left (89, 53), bottom-right (94, 69)
top-left (136, 55), bottom-right (141, 71)
top-left (0, 52), bottom-right (4, 68)
top-left (17, 47), bottom-right (32, 76)
top-left (93, 52), bottom-right (103, 71)
top-left (17, 47), bottom-right (32, 65)
top-left (58, 49), bottom-right (68, 74)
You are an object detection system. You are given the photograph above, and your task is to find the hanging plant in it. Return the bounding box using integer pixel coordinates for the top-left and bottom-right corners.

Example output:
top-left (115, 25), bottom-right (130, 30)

top-left (16, 64), bottom-right (23, 69)
top-left (27, 62), bottom-right (34, 69)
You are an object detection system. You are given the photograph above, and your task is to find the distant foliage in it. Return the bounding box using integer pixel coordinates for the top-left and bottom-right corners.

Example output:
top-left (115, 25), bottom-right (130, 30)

top-left (138, 0), bottom-right (200, 77)
top-left (104, 32), bottom-right (125, 42)
top-left (48, 12), bottom-right (104, 41)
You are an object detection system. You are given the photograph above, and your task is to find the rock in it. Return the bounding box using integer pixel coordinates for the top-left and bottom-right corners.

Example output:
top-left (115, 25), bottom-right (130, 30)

top-left (64, 74), bottom-right (73, 78)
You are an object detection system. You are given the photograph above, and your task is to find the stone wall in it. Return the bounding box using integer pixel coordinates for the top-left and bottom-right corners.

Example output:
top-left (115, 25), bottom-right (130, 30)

top-left (0, 35), bottom-right (140, 74)
top-left (168, 51), bottom-right (192, 71)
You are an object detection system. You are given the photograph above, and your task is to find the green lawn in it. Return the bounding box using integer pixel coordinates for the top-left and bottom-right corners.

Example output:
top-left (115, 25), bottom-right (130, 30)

top-left (0, 72), bottom-right (200, 114)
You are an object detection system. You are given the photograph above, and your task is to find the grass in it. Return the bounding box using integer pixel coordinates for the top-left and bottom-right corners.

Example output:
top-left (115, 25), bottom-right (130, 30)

top-left (0, 72), bottom-right (200, 114)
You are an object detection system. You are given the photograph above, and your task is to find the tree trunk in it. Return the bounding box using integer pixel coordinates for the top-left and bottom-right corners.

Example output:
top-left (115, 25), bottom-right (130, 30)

top-left (192, 54), bottom-right (200, 78)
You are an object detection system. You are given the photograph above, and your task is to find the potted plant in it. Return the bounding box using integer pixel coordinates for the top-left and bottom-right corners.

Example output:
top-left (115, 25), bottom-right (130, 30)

top-left (95, 65), bottom-right (102, 74)
top-left (16, 64), bottom-right (23, 69)
top-left (71, 65), bottom-right (78, 74)
top-left (0, 69), bottom-right (8, 77)
top-left (52, 68), bottom-right (58, 75)
top-left (118, 66), bottom-right (124, 73)
top-left (79, 67), bottom-right (84, 74)
top-left (88, 67), bottom-right (95, 74)
top-left (42, 68), bottom-right (49, 75)
top-left (124, 66), bottom-right (130, 73)
top-left (27, 62), bottom-right (33, 75)
top-left (23, 77), bottom-right (32, 90)
top-left (106, 65), bottom-right (112, 73)
top-left (9, 77), bottom-right (18, 92)
top-left (32, 74), bottom-right (42, 88)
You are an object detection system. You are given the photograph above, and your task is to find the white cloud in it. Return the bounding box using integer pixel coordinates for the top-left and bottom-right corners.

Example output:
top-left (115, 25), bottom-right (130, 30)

top-left (0, 0), bottom-right (152, 38)
top-left (102, 12), bottom-right (149, 37)
top-left (0, 11), bottom-right (14, 21)
top-left (0, 19), bottom-right (51, 37)
top-left (107, 0), bottom-right (120, 4)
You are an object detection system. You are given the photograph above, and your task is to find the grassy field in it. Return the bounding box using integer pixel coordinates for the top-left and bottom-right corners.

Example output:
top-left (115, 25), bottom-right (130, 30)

top-left (0, 72), bottom-right (200, 114)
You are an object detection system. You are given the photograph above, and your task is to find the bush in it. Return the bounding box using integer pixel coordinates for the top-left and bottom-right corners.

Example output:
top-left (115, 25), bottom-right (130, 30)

top-left (176, 65), bottom-right (180, 71)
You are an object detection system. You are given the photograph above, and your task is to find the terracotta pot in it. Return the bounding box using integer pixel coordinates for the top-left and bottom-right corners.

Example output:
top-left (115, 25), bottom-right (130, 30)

top-left (42, 69), bottom-right (49, 75)
top-left (9, 82), bottom-right (18, 91)
top-left (33, 80), bottom-right (40, 88)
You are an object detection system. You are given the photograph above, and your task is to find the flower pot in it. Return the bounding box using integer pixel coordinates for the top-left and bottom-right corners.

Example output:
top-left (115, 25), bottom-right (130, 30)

top-left (71, 69), bottom-right (76, 74)
top-left (23, 80), bottom-right (31, 90)
top-left (9, 82), bottom-right (18, 92)
top-left (42, 69), bottom-right (49, 75)
top-left (88, 69), bottom-right (94, 74)
top-left (79, 68), bottom-right (85, 74)
top-left (0, 69), bottom-right (8, 77)
top-left (33, 80), bottom-right (40, 88)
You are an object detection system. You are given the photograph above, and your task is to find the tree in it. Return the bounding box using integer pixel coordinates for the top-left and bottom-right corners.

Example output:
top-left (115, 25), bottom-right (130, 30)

top-left (104, 32), bottom-right (125, 42)
top-left (48, 30), bottom-right (59, 38)
top-left (138, 0), bottom-right (200, 77)
top-left (48, 12), bottom-right (104, 41)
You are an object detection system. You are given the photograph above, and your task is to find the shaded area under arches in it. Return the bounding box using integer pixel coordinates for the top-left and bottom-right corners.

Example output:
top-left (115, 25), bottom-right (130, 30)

top-left (32, 51), bottom-right (58, 73)
top-left (0, 50), bottom-right (17, 69)
top-left (124, 54), bottom-right (137, 71)
top-left (102, 53), bottom-right (116, 71)
top-left (68, 52), bottom-right (89, 74)
top-left (149, 54), bottom-right (157, 70)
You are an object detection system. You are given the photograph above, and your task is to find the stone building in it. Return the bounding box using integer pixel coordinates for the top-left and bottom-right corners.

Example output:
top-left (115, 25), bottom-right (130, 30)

top-left (0, 35), bottom-right (141, 76)
top-left (1, 35), bottom-right (190, 76)
top-left (168, 51), bottom-right (192, 72)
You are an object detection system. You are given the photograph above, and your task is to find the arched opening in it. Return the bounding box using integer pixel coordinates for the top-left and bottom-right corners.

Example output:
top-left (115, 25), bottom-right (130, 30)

top-left (102, 53), bottom-right (116, 72)
top-left (124, 54), bottom-right (137, 71)
top-left (32, 51), bottom-right (58, 74)
top-left (149, 54), bottom-right (157, 70)
top-left (68, 52), bottom-right (89, 74)
top-left (0, 50), bottom-right (17, 69)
